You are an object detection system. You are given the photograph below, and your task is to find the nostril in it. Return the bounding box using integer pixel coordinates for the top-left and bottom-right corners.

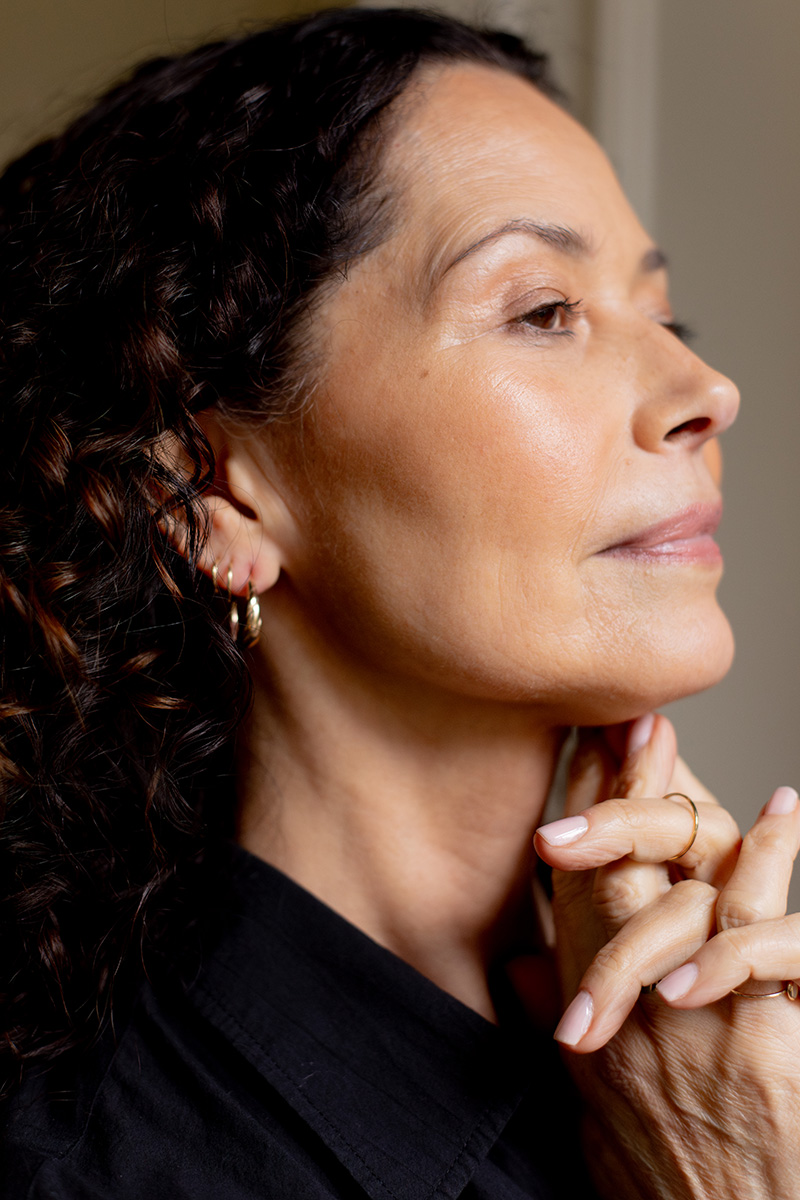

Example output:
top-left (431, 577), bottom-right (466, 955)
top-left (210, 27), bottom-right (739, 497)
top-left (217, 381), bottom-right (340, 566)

top-left (666, 416), bottom-right (712, 441)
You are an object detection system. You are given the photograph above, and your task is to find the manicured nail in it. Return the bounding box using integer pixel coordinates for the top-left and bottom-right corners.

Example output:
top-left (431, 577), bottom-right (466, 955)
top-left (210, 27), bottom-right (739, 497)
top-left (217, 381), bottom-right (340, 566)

top-left (765, 786), bottom-right (799, 816)
top-left (554, 989), bottom-right (593, 1046)
top-left (537, 815), bottom-right (589, 847)
top-left (627, 713), bottom-right (655, 756)
top-left (656, 962), bottom-right (699, 1002)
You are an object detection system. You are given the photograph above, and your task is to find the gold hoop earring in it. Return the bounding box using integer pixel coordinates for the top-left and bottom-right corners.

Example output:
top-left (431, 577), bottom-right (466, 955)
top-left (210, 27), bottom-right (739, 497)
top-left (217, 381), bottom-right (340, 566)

top-left (241, 581), bottom-right (262, 649)
top-left (226, 568), bottom-right (240, 642)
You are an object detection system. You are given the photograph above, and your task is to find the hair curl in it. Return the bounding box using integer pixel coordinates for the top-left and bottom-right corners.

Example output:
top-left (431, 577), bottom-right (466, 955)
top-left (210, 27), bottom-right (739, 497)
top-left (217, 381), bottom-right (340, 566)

top-left (0, 6), bottom-right (551, 1092)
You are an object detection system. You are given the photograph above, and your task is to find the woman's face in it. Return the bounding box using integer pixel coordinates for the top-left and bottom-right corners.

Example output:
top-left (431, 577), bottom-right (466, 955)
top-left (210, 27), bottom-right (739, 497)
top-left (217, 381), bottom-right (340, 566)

top-left (269, 63), bottom-right (739, 724)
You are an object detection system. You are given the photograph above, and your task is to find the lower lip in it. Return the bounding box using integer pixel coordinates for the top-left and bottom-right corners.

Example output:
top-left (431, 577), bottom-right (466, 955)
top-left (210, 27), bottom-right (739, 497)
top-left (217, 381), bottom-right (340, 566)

top-left (601, 535), bottom-right (722, 566)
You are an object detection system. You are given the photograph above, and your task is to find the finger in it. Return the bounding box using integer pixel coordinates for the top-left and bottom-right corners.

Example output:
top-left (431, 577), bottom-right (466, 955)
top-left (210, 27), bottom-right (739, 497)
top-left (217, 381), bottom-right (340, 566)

top-left (550, 864), bottom-right (607, 999)
top-left (591, 858), bottom-right (671, 934)
top-left (535, 795), bottom-right (738, 885)
top-left (656, 911), bottom-right (800, 1008)
top-left (715, 786), bottom-right (800, 932)
top-left (611, 712), bottom-right (676, 801)
top-left (588, 713), bottom-right (681, 931)
top-left (553, 878), bottom-right (718, 1052)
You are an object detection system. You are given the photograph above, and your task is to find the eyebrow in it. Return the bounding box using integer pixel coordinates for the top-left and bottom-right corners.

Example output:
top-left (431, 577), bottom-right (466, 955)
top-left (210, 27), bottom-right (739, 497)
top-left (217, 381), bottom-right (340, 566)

top-left (431, 219), bottom-right (668, 291)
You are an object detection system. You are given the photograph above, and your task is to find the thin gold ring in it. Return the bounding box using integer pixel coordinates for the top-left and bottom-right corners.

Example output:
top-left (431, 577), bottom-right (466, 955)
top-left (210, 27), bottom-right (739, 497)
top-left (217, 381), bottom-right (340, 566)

top-left (663, 792), bottom-right (700, 862)
top-left (734, 988), bottom-right (786, 998)
top-left (644, 980), bottom-right (800, 1001)
top-left (731, 981), bottom-right (800, 1000)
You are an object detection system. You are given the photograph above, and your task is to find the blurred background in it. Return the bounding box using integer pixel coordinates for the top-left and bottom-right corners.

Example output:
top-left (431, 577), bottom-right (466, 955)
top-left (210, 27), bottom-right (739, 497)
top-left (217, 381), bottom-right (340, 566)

top-left (2, 0), bottom-right (798, 898)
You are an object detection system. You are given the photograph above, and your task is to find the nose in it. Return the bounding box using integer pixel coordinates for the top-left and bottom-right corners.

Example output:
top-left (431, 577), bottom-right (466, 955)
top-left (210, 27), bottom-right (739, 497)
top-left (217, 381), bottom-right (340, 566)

top-left (631, 323), bottom-right (740, 455)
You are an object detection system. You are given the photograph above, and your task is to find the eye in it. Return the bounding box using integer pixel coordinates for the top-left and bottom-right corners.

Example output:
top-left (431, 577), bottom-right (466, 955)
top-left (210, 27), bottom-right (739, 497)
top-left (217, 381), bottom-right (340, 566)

top-left (514, 297), bottom-right (584, 334)
top-left (662, 319), bottom-right (695, 344)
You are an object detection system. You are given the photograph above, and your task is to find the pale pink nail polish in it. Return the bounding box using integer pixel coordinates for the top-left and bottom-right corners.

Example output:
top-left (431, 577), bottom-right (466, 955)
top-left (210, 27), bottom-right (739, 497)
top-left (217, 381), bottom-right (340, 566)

top-left (627, 713), bottom-right (655, 756)
top-left (656, 962), bottom-right (699, 1002)
top-left (765, 786), bottom-right (799, 816)
top-left (554, 990), bottom-right (593, 1046)
top-left (537, 815), bottom-right (589, 847)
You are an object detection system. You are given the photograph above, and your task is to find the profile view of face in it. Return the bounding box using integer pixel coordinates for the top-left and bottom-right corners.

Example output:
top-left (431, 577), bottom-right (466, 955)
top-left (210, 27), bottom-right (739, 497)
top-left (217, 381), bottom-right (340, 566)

top-left (265, 64), bottom-right (740, 724)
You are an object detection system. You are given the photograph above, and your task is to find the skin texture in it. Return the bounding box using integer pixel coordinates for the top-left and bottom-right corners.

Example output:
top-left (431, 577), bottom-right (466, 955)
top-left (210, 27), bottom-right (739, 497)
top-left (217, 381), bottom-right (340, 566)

top-left (190, 63), bottom-right (800, 1197)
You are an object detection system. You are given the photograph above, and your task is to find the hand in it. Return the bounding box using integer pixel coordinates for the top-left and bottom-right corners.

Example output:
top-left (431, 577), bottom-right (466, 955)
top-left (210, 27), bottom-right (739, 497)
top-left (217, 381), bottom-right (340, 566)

top-left (510, 716), bottom-right (800, 1199)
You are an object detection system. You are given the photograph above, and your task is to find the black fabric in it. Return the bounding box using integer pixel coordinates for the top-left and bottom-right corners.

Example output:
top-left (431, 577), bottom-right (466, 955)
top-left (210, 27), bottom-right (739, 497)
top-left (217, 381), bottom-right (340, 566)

top-left (1, 845), bottom-right (598, 1198)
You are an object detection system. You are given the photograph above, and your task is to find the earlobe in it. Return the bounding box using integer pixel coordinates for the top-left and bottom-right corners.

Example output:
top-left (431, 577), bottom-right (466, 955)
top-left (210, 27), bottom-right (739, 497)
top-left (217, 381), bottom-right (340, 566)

top-left (200, 467), bottom-right (290, 597)
top-left (178, 420), bottom-right (296, 599)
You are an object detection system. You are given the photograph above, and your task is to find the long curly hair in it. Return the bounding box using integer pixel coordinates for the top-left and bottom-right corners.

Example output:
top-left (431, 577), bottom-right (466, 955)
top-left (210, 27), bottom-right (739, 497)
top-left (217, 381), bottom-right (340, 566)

top-left (0, 6), bottom-right (550, 1092)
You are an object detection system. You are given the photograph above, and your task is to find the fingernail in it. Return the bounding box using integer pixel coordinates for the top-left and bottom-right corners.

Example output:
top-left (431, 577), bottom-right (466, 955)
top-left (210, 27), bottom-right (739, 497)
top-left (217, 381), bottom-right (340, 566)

top-left (765, 786), bottom-right (799, 816)
top-left (656, 961), bottom-right (699, 1002)
top-left (537, 815), bottom-right (589, 847)
top-left (627, 713), bottom-right (655, 756)
top-left (554, 989), bottom-right (593, 1046)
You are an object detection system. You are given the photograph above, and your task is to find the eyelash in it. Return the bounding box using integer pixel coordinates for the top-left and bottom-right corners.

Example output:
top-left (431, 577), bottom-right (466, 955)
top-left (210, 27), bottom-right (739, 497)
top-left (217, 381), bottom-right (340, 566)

top-left (662, 320), bottom-right (695, 344)
top-left (513, 300), bottom-right (696, 344)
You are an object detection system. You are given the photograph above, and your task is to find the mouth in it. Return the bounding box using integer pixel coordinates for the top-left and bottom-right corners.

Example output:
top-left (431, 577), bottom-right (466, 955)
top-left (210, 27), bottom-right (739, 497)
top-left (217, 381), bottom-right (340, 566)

top-left (598, 500), bottom-right (723, 566)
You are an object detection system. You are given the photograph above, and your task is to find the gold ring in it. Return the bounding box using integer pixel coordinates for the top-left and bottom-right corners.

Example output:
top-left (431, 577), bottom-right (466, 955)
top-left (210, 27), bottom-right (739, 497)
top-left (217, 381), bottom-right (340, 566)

top-left (663, 792), bottom-right (700, 862)
top-left (731, 981), bottom-right (800, 1001)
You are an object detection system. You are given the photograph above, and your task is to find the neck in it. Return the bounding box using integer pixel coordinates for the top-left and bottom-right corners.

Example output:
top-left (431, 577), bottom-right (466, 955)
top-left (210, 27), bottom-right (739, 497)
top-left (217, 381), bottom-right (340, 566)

top-left (236, 609), bottom-right (564, 1022)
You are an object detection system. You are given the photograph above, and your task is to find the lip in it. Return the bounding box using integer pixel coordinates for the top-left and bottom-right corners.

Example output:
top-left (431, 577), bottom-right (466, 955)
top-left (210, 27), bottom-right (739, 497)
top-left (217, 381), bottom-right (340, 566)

top-left (598, 501), bottom-right (723, 565)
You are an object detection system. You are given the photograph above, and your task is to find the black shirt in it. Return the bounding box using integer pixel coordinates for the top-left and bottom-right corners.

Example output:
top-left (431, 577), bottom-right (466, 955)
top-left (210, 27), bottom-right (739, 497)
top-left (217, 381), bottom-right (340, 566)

top-left (1, 845), bottom-right (598, 1198)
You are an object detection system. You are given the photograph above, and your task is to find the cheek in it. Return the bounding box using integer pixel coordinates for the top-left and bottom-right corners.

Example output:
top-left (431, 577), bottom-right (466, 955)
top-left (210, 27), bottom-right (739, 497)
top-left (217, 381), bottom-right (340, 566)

top-left (304, 352), bottom-right (613, 568)
top-left (281, 354), bottom-right (623, 690)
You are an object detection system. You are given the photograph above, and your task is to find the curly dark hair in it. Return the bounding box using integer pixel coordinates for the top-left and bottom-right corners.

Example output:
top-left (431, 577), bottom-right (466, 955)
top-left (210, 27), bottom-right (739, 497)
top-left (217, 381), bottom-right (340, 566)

top-left (0, 6), bottom-right (551, 1092)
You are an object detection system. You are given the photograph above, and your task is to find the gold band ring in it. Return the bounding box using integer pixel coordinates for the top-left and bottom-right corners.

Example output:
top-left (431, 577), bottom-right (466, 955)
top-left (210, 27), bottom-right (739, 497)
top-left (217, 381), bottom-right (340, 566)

top-left (663, 792), bottom-right (700, 862)
top-left (731, 981), bottom-right (800, 1001)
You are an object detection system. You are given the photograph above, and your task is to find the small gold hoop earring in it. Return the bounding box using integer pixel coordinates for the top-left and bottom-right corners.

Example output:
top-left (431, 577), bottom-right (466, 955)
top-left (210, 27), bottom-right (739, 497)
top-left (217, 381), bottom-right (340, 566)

top-left (227, 567), bottom-right (240, 642)
top-left (240, 581), bottom-right (262, 649)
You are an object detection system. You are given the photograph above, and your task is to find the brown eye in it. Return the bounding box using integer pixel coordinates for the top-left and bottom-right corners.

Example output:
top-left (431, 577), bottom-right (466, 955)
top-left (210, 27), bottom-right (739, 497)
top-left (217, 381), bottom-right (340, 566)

top-left (527, 304), bottom-right (562, 329)
top-left (515, 297), bottom-right (583, 333)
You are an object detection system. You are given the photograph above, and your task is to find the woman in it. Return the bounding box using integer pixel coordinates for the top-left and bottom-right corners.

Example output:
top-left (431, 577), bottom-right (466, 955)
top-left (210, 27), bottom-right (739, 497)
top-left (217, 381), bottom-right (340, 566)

top-left (2, 8), bottom-right (799, 1197)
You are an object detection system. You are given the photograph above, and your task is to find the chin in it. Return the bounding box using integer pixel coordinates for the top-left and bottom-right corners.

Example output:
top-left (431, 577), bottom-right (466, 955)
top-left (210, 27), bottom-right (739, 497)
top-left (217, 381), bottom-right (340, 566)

top-left (555, 603), bottom-right (735, 728)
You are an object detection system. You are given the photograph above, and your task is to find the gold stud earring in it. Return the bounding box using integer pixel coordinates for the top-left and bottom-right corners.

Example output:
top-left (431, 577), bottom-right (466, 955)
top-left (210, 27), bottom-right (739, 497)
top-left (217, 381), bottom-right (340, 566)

top-left (240, 581), bottom-right (262, 649)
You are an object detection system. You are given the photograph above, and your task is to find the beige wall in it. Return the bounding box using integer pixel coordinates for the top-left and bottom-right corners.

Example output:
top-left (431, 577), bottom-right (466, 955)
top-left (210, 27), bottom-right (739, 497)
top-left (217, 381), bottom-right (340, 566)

top-left (0, 0), bottom-right (342, 168)
top-left (652, 0), bottom-right (800, 901)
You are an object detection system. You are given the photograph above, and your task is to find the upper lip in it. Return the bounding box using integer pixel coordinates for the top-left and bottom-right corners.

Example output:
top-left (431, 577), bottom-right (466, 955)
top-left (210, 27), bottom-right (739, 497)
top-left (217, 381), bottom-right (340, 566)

top-left (601, 500), bottom-right (723, 552)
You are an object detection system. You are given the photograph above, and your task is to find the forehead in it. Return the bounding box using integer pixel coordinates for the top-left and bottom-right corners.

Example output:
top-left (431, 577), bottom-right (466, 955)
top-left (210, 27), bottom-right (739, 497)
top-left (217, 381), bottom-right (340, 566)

top-left (378, 62), bottom-right (645, 282)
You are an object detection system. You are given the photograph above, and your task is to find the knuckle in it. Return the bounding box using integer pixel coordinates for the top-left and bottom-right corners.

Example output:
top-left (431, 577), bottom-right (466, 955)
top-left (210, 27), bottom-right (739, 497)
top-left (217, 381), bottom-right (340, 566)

top-left (713, 926), bottom-right (753, 969)
top-left (744, 820), bottom-right (792, 855)
top-left (615, 802), bottom-right (640, 835)
top-left (592, 870), bottom-right (649, 922)
top-left (716, 891), bottom-right (764, 930)
top-left (587, 937), bottom-right (636, 983)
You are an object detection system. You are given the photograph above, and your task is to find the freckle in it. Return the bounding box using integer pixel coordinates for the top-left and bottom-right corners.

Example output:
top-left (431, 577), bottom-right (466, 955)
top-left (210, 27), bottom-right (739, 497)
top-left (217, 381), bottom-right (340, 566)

top-left (419, 368), bottom-right (429, 379)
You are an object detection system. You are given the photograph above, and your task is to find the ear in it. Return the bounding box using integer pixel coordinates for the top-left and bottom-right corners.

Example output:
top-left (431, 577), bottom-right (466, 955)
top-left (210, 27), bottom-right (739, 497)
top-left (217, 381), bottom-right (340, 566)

top-left (190, 416), bottom-right (296, 598)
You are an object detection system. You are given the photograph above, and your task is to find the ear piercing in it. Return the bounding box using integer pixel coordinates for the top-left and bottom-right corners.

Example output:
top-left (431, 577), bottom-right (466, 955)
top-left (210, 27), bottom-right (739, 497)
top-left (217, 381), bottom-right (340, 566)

top-left (210, 562), bottom-right (262, 647)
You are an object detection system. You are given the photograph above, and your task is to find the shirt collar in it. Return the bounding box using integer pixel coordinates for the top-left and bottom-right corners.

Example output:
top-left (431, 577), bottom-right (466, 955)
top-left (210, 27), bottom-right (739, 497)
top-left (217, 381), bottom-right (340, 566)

top-left (189, 844), bottom-right (541, 1200)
